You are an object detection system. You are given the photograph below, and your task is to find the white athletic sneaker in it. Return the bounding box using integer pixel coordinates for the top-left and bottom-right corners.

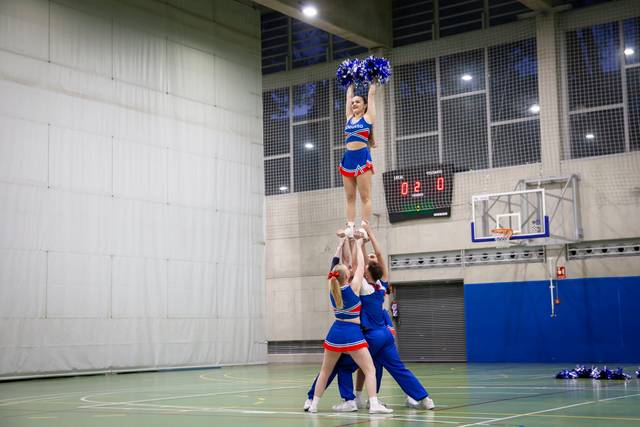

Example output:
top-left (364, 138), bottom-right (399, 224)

top-left (355, 397), bottom-right (367, 409)
top-left (303, 399), bottom-right (312, 411)
top-left (405, 396), bottom-right (420, 408)
top-left (331, 399), bottom-right (358, 412)
top-left (308, 404), bottom-right (318, 413)
top-left (369, 402), bottom-right (393, 414)
top-left (420, 397), bottom-right (435, 410)
top-left (406, 396), bottom-right (435, 410)
top-left (358, 228), bottom-right (369, 241)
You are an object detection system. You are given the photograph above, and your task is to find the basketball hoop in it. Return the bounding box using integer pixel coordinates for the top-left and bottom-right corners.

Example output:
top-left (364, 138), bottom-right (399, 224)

top-left (491, 228), bottom-right (513, 248)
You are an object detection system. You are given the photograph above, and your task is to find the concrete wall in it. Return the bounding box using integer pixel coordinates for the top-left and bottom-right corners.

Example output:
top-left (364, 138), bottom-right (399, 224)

top-left (263, 1), bottom-right (640, 343)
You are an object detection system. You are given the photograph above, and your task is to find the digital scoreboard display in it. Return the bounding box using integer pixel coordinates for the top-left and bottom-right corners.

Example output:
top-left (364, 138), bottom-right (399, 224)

top-left (382, 164), bottom-right (454, 223)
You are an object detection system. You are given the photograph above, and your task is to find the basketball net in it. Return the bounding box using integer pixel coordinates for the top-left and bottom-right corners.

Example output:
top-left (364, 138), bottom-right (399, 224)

top-left (491, 228), bottom-right (513, 249)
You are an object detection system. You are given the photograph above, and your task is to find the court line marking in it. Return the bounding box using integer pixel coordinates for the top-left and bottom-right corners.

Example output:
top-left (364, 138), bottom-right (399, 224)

top-left (90, 401), bottom-right (495, 420)
top-left (443, 410), bottom-right (640, 422)
top-left (78, 385), bottom-right (304, 409)
top-left (457, 392), bottom-right (640, 427)
top-left (0, 392), bottom-right (88, 406)
top-left (75, 403), bottom-right (464, 424)
top-left (0, 374), bottom-right (227, 407)
top-left (92, 414), bottom-right (126, 417)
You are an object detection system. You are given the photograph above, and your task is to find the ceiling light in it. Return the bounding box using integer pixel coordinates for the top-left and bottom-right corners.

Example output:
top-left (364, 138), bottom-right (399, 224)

top-left (585, 133), bottom-right (595, 140)
top-left (461, 74), bottom-right (473, 81)
top-left (302, 5), bottom-right (317, 17)
top-left (624, 47), bottom-right (635, 56)
top-left (529, 104), bottom-right (540, 114)
top-left (279, 186), bottom-right (288, 192)
top-left (304, 142), bottom-right (314, 149)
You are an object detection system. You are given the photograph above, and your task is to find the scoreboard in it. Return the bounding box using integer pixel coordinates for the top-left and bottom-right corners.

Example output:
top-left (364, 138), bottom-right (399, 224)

top-left (382, 164), bottom-right (454, 223)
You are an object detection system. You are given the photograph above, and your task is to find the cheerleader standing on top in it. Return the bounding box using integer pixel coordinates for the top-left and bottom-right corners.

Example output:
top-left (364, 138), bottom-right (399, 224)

top-left (339, 82), bottom-right (377, 237)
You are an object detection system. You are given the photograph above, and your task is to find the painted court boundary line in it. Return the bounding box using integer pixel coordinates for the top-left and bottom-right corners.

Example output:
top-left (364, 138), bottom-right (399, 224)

top-left (76, 403), bottom-right (467, 425)
top-left (79, 385), bottom-right (303, 409)
top-left (457, 392), bottom-right (640, 427)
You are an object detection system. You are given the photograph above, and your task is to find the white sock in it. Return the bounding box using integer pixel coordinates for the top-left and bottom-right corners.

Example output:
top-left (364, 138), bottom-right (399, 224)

top-left (312, 396), bottom-right (320, 405)
top-left (347, 221), bottom-right (355, 228)
top-left (369, 396), bottom-right (380, 406)
top-left (355, 391), bottom-right (363, 399)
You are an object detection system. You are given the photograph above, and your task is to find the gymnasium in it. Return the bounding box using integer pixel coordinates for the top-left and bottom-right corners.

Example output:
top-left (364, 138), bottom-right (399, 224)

top-left (0, 0), bottom-right (639, 425)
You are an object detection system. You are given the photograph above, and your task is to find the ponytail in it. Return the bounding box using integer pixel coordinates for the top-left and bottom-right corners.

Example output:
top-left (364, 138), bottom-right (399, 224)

top-left (330, 277), bottom-right (343, 309)
top-left (327, 269), bottom-right (344, 309)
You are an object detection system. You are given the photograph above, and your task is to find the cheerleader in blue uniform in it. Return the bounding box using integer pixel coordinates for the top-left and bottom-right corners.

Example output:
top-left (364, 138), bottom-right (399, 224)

top-left (352, 222), bottom-right (435, 410)
top-left (308, 232), bottom-right (392, 414)
top-left (340, 83), bottom-right (377, 237)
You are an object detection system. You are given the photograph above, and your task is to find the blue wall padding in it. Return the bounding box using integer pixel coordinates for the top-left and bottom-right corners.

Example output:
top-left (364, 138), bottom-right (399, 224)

top-left (464, 276), bottom-right (640, 363)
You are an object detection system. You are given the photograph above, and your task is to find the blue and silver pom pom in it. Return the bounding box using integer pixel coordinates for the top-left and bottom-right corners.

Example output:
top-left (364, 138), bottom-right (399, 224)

top-left (362, 56), bottom-right (392, 85)
top-left (336, 58), bottom-right (362, 89)
top-left (574, 365), bottom-right (593, 378)
top-left (636, 367), bottom-right (640, 378)
top-left (610, 368), bottom-right (631, 380)
top-left (555, 369), bottom-right (578, 379)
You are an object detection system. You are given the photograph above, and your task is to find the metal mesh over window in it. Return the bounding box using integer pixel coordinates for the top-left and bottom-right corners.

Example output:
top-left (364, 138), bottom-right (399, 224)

top-left (260, 11), bottom-right (367, 74)
top-left (564, 16), bottom-right (638, 159)
top-left (261, 3), bottom-right (639, 240)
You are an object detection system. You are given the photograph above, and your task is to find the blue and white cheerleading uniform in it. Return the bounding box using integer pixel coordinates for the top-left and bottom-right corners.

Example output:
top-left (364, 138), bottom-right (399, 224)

top-left (339, 116), bottom-right (373, 177)
top-left (360, 279), bottom-right (429, 400)
top-left (323, 285), bottom-right (368, 352)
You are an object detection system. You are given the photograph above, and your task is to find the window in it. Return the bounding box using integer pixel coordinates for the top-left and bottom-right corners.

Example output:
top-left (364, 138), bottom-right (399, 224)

top-left (440, 49), bottom-right (485, 96)
top-left (565, 18), bottom-right (637, 158)
top-left (260, 12), bottom-right (367, 74)
top-left (291, 20), bottom-right (328, 69)
top-left (439, 0), bottom-right (484, 38)
top-left (489, 0), bottom-right (530, 27)
top-left (394, 59), bottom-right (438, 137)
top-left (566, 22), bottom-right (621, 110)
top-left (392, 40), bottom-right (540, 172)
top-left (628, 67), bottom-right (640, 151)
top-left (442, 94), bottom-right (488, 171)
top-left (624, 17), bottom-right (639, 66)
top-left (292, 81), bottom-right (329, 122)
top-left (263, 88), bottom-right (289, 157)
top-left (489, 39), bottom-right (538, 121)
top-left (293, 121), bottom-right (331, 192)
top-left (261, 13), bottom-right (288, 75)
top-left (332, 35), bottom-right (367, 61)
top-left (569, 109), bottom-right (625, 158)
top-left (392, 0), bottom-right (435, 47)
top-left (391, 0), bottom-right (532, 48)
top-left (263, 81), bottom-right (333, 195)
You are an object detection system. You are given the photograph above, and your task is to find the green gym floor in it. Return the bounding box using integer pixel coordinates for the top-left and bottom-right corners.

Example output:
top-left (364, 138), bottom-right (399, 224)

top-left (1, 363), bottom-right (639, 426)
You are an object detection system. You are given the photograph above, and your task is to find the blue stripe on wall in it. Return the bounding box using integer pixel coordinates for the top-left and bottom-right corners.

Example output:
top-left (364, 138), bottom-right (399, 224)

top-left (464, 276), bottom-right (640, 363)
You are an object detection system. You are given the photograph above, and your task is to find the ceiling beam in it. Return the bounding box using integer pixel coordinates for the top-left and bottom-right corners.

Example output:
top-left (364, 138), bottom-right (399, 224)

top-left (253, 0), bottom-right (392, 48)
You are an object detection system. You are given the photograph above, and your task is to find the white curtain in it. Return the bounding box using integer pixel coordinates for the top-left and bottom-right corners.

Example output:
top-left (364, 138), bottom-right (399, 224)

top-left (0, 0), bottom-right (266, 377)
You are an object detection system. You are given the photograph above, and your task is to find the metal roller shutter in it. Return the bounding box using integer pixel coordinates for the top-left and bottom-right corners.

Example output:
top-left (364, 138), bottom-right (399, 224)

top-left (395, 282), bottom-right (466, 362)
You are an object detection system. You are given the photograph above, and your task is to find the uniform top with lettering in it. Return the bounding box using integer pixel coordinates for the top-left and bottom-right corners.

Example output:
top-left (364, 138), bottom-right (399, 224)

top-left (344, 116), bottom-right (372, 144)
